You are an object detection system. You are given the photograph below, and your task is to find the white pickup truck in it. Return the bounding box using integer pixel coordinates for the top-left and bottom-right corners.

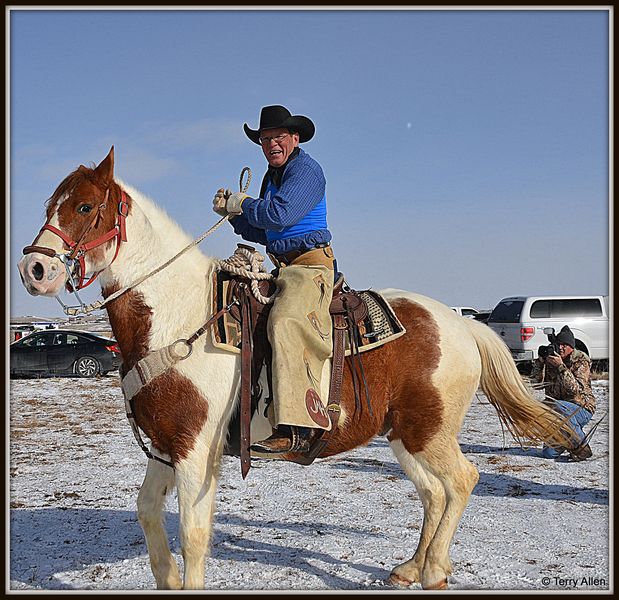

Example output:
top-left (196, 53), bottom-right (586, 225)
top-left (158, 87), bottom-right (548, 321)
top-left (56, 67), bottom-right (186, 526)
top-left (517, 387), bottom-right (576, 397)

top-left (486, 295), bottom-right (609, 365)
top-left (451, 306), bottom-right (480, 318)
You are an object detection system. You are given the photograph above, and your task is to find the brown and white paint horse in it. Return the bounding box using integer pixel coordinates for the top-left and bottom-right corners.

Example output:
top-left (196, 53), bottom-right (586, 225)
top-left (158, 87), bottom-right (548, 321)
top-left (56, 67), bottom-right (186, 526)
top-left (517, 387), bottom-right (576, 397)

top-left (18, 147), bottom-right (576, 590)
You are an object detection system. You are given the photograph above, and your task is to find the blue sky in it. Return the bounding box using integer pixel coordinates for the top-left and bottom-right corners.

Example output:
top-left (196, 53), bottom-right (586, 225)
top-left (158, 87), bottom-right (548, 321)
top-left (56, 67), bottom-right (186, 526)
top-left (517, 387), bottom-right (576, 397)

top-left (8, 8), bottom-right (610, 318)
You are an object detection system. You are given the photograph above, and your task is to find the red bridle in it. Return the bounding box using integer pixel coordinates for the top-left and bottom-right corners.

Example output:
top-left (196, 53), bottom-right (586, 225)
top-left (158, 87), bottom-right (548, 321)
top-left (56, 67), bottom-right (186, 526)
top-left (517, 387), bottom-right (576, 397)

top-left (23, 189), bottom-right (129, 291)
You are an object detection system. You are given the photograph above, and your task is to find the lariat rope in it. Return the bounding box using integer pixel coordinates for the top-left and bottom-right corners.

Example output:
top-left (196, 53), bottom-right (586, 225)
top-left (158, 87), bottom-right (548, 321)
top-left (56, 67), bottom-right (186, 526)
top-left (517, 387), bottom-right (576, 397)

top-left (215, 166), bottom-right (275, 305)
top-left (61, 167), bottom-right (262, 315)
top-left (64, 215), bottom-right (232, 315)
top-left (217, 246), bottom-right (274, 304)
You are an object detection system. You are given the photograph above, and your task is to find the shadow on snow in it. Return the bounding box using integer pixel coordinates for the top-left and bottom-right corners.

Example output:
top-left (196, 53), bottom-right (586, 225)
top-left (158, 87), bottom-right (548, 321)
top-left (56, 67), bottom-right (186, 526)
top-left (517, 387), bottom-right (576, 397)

top-left (9, 508), bottom-right (386, 590)
top-left (325, 455), bottom-right (608, 506)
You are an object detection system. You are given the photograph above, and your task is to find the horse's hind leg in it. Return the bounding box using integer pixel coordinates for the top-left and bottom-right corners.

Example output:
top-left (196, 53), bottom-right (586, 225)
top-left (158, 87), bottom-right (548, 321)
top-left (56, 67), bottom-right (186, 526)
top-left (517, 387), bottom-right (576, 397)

top-left (389, 437), bottom-right (479, 590)
top-left (420, 438), bottom-right (479, 589)
top-left (388, 439), bottom-right (447, 587)
top-left (137, 458), bottom-right (182, 589)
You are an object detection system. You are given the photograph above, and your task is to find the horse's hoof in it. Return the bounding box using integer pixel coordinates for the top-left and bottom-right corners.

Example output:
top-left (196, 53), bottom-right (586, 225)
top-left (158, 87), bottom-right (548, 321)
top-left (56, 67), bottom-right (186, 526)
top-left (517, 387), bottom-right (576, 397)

top-left (387, 572), bottom-right (414, 588)
top-left (424, 577), bottom-right (449, 590)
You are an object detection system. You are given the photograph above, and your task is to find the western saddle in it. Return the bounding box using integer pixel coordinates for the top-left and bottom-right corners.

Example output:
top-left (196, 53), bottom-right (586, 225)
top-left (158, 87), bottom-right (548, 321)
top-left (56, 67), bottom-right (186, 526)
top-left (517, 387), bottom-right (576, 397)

top-left (223, 270), bottom-right (371, 478)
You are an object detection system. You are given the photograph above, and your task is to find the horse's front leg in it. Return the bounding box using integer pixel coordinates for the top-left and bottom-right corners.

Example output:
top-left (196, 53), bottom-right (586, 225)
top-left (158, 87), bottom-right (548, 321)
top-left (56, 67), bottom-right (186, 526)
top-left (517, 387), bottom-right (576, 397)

top-left (137, 458), bottom-right (182, 589)
top-left (176, 429), bottom-right (227, 590)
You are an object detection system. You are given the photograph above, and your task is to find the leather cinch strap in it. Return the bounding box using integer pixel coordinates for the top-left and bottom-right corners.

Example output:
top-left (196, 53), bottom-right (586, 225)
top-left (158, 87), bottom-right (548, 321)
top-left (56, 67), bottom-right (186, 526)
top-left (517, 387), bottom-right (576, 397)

top-left (239, 284), bottom-right (253, 479)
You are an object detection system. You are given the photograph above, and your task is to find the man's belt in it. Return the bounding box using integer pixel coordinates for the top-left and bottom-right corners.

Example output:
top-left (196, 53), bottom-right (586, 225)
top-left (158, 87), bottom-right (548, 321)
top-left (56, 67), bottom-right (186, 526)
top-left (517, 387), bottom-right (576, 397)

top-left (270, 243), bottom-right (332, 267)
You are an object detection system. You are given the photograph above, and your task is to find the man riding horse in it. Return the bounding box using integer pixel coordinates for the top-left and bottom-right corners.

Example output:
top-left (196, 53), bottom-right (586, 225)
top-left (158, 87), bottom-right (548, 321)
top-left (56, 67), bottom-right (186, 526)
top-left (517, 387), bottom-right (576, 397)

top-left (213, 105), bottom-right (336, 454)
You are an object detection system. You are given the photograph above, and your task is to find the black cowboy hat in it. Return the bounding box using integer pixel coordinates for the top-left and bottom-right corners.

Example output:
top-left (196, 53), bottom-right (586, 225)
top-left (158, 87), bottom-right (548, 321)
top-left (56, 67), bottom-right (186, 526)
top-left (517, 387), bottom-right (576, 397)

top-left (243, 105), bottom-right (315, 144)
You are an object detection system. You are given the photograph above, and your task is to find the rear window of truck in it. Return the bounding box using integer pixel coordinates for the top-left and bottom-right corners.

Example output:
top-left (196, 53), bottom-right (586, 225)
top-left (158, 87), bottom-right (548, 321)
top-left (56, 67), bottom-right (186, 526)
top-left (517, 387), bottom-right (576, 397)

top-left (488, 300), bottom-right (524, 323)
top-left (530, 299), bottom-right (603, 318)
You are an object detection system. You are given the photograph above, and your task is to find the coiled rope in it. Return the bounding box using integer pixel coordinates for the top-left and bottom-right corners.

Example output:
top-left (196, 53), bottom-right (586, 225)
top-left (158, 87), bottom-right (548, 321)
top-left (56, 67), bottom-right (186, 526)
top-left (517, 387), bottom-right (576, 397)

top-left (214, 165), bottom-right (275, 305)
top-left (217, 246), bottom-right (274, 304)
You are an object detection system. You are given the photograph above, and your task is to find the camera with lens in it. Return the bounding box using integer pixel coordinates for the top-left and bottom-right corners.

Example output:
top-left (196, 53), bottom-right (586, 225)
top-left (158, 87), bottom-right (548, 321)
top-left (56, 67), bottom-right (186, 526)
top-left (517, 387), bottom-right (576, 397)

top-left (538, 327), bottom-right (559, 359)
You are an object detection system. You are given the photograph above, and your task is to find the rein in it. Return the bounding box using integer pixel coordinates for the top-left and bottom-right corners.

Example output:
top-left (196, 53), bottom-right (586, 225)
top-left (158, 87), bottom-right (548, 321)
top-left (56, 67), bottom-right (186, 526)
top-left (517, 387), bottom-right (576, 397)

top-left (24, 168), bottom-right (252, 316)
top-left (73, 214), bottom-right (233, 316)
top-left (86, 166), bottom-right (252, 316)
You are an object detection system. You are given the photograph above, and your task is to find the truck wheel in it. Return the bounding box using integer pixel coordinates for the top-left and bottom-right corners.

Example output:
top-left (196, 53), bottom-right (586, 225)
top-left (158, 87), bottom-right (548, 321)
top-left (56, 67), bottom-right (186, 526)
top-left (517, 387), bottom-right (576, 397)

top-left (575, 340), bottom-right (589, 356)
top-left (517, 362), bottom-right (533, 376)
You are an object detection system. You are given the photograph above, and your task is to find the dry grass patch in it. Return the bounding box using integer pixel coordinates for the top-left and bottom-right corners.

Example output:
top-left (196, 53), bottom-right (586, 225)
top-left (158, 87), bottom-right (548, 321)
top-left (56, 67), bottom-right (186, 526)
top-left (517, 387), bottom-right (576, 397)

top-left (591, 370), bottom-right (609, 380)
top-left (11, 417), bottom-right (50, 430)
top-left (496, 464), bottom-right (531, 473)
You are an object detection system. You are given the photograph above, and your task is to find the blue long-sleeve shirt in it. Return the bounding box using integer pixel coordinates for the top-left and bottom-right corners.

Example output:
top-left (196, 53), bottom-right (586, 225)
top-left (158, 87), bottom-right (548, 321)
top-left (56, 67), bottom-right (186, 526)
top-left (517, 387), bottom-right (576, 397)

top-left (230, 148), bottom-right (332, 255)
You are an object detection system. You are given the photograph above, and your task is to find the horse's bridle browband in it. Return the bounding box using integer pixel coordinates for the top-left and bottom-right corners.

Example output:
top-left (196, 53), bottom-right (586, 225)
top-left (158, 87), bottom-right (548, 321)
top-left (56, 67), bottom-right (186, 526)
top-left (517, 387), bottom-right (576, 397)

top-left (22, 188), bottom-right (129, 291)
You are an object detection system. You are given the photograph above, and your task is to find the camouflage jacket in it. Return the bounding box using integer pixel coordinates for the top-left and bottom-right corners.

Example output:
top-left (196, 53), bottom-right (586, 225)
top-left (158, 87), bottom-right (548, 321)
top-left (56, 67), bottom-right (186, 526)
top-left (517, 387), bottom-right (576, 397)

top-left (530, 348), bottom-right (596, 413)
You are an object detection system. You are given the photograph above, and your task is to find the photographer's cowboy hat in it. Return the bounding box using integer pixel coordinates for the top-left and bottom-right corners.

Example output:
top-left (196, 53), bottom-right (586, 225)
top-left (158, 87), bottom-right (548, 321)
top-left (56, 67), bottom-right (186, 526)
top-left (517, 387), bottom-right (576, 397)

top-left (244, 105), bottom-right (315, 144)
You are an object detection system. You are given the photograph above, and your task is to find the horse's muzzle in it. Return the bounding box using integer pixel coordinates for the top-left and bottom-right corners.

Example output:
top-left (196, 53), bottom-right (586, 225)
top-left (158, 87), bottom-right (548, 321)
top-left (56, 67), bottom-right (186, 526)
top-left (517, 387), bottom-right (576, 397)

top-left (17, 252), bottom-right (66, 297)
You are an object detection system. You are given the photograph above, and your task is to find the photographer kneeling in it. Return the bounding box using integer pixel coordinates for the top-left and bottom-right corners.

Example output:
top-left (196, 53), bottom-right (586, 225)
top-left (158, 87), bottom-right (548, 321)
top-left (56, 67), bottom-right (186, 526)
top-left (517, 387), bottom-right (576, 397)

top-left (531, 325), bottom-right (596, 461)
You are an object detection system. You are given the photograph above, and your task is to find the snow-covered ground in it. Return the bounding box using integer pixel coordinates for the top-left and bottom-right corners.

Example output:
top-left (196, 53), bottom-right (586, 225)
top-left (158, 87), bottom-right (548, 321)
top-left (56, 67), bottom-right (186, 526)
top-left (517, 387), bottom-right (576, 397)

top-left (8, 375), bottom-right (610, 592)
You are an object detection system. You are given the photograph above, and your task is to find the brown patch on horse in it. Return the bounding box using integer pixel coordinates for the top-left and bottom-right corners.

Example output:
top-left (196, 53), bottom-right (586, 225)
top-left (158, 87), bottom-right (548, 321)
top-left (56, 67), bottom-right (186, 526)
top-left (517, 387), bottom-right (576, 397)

top-left (102, 284), bottom-right (209, 463)
top-left (102, 285), bottom-right (153, 368)
top-left (318, 298), bottom-right (443, 457)
top-left (132, 370), bottom-right (209, 463)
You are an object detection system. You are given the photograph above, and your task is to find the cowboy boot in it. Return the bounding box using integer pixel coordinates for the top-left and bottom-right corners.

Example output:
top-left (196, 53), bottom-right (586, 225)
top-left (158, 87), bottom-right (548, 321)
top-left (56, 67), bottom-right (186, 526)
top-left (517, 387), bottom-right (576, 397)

top-left (250, 425), bottom-right (322, 454)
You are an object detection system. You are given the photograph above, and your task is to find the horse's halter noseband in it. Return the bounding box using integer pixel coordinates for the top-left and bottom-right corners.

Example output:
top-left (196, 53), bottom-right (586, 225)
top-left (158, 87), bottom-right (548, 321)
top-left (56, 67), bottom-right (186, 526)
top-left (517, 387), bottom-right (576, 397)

top-left (22, 187), bottom-right (129, 291)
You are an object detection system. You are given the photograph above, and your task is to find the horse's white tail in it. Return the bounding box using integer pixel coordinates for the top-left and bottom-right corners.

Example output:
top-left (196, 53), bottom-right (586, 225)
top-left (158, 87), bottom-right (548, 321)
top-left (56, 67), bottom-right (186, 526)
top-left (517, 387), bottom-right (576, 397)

top-left (465, 319), bottom-right (579, 449)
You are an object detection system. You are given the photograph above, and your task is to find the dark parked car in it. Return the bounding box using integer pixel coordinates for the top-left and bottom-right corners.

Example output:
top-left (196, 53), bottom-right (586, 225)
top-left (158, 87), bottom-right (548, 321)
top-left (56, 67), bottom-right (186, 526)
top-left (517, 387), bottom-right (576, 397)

top-left (10, 329), bottom-right (122, 378)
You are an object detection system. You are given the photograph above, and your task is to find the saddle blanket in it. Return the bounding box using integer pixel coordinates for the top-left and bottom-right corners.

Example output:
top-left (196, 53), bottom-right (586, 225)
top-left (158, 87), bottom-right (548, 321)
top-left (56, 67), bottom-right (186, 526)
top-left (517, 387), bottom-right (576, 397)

top-left (210, 271), bottom-right (406, 356)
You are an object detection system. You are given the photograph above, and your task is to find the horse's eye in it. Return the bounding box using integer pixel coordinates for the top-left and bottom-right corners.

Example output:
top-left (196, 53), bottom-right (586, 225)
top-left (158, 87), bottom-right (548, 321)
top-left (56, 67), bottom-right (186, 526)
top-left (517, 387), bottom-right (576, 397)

top-left (78, 204), bottom-right (93, 214)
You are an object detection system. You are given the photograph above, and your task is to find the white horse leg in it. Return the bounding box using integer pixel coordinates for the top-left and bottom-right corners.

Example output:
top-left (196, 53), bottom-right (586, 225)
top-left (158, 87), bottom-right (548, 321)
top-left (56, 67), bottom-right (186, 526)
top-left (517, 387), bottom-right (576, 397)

top-left (415, 438), bottom-right (479, 589)
top-left (387, 439), bottom-right (447, 587)
top-left (175, 436), bottom-right (225, 590)
top-left (136, 459), bottom-right (182, 589)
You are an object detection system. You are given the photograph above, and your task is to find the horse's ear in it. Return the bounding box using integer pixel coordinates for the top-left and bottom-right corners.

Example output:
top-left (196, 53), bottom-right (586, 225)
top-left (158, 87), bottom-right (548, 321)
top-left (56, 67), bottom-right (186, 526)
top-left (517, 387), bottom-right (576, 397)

top-left (94, 146), bottom-right (115, 186)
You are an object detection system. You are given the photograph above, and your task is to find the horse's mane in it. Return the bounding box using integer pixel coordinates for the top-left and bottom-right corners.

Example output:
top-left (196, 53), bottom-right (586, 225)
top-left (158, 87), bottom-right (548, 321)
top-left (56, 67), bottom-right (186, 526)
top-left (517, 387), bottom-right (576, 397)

top-left (116, 179), bottom-right (199, 251)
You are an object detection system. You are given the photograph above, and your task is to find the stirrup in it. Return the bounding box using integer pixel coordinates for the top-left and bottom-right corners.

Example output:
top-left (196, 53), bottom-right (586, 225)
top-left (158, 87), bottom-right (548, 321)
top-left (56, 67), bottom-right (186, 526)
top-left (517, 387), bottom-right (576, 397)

top-left (249, 426), bottom-right (318, 454)
top-left (249, 426), bottom-right (296, 454)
